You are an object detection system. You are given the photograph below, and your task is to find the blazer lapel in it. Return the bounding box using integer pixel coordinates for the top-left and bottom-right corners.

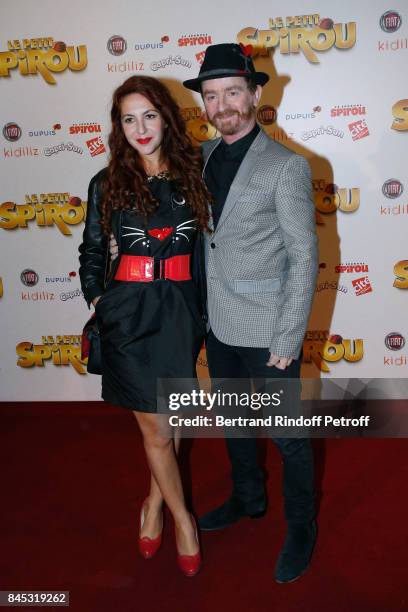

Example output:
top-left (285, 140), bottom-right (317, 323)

top-left (214, 130), bottom-right (267, 234)
top-left (202, 138), bottom-right (222, 232)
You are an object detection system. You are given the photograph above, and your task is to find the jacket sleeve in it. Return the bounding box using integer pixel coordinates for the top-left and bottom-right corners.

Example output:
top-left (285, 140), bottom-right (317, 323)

top-left (78, 171), bottom-right (108, 307)
top-left (268, 154), bottom-right (319, 359)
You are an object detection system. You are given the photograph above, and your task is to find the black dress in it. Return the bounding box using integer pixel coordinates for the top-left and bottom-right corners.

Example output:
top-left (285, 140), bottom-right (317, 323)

top-left (95, 177), bottom-right (204, 412)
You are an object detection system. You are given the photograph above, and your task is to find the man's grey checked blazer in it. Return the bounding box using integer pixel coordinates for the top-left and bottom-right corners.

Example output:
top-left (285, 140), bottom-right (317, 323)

top-left (201, 128), bottom-right (318, 360)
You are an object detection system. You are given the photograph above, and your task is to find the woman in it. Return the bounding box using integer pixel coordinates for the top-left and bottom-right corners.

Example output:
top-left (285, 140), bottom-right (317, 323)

top-left (78, 76), bottom-right (210, 577)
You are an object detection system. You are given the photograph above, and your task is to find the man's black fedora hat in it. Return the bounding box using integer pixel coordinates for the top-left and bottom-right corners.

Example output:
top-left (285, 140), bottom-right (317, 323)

top-left (183, 43), bottom-right (269, 92)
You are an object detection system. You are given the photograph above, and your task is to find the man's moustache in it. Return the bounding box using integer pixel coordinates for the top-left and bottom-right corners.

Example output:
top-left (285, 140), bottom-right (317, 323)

top-left (213, 110), bottom-right (240, 120)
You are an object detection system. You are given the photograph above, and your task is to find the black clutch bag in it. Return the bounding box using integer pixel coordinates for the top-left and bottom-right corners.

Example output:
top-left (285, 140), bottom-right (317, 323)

top-left (81, 313), bottom-right (102, 375)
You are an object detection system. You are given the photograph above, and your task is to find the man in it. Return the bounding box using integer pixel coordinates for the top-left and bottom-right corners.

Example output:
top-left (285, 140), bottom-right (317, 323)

top-left (109, 43), bottom-right (318, 582)
top-left (183, 43), bottom-right (318, 583)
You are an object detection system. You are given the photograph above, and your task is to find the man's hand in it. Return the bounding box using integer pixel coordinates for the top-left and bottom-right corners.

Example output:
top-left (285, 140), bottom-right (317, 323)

top-left (109, 233), bottom-right (119, 260)
top-left (267, 353), bottom-right (293, 370)
top-left (92, 296), bottom-right (101, 307)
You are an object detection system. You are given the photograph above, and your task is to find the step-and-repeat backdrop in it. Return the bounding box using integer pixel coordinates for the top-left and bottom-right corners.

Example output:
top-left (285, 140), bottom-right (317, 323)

top-left (1, 0), bottom-right (407, 400)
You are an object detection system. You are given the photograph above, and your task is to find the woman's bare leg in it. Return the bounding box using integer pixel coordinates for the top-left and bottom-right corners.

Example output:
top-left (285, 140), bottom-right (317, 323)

top-left (134, 412), bottom-right (196, 555)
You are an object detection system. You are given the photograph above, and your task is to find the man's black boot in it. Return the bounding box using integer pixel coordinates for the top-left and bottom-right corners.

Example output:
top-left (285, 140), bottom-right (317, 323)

top-left (198, 495), bottom-right (266, 531)
top-left (274, 520), bottom-right (317, 583)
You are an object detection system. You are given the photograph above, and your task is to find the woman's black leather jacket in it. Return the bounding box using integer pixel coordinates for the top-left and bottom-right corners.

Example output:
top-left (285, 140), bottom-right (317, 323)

top-left (78, 168), bottom-right (207, 319)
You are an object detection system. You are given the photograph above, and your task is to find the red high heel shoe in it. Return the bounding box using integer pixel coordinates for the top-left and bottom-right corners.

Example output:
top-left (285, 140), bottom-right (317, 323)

top-left (138, 498), bottom-right (163, 559)
top-left (176, 515), bottom-right (201, 577)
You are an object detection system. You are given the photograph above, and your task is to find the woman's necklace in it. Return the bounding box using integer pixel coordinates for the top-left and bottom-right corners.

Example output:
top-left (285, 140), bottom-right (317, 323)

top-left (146, 170), bottom-right (171, 182)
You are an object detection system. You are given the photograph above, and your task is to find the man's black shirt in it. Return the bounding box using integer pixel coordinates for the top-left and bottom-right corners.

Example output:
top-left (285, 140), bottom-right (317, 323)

top-left (204, 123), bottom-right (260, 229)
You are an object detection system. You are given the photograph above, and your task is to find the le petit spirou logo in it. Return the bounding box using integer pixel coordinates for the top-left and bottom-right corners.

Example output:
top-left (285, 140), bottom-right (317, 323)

top-left (0, 192), bottom-right (86, 236)
top-left (394, 260), bottom-right (408, 289)
top-left (312, 180), bottom-right (359, 225)
top-left (303, 332), bottom-right (364, 373)
top-left (237, 14), bottom-right (356, 64)
top-left (391, 100), bottom-right (408, 131)
top-left (16, 335), bottom-right (86, 375)
top-left (0, 37), bottom-right (87, 85)
top-left (181, 107), bottom-right (219, 143)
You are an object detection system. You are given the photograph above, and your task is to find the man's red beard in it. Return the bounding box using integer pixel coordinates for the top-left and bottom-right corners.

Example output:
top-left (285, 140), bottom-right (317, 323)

top-left (209, 107), bottom-right (255, 135)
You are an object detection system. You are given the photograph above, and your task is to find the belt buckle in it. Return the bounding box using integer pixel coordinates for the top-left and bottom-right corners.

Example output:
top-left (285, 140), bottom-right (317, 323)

top-left (153, 259), bottom-right (163, 280)
top-left (144, 259), bottom-right (153, 280)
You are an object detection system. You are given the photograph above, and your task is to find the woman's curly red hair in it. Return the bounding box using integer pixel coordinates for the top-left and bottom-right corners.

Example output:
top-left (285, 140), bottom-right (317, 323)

top-left (100, 75), bottom-right (211, 234)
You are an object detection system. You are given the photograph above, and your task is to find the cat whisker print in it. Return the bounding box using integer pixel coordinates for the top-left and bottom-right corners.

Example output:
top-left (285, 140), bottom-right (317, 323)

top-left (121, 225), bottom-right (146, 238)
top-left (173, 219), bottom-right (197, 243)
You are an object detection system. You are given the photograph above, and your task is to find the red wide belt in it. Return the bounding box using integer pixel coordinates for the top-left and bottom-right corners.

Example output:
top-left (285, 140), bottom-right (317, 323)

top-left (114, 254), bottom-right (191, 282)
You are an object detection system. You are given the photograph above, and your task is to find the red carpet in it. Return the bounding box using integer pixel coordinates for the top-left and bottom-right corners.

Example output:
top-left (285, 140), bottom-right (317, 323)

top-left (0, 402), bottom-right (407, 612)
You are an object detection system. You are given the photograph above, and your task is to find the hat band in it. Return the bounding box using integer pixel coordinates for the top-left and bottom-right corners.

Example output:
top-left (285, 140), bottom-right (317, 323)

top-left (197, 67), bottom-right (254, 80)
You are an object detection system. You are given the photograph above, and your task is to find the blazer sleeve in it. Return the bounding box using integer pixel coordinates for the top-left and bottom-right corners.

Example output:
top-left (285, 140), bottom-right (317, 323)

top-left (192, 230), bottom-right (208, 323)
top-left (78, 171), bottom-right (108, 307)
top-left (268, 154), bottom-right (319, 359)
